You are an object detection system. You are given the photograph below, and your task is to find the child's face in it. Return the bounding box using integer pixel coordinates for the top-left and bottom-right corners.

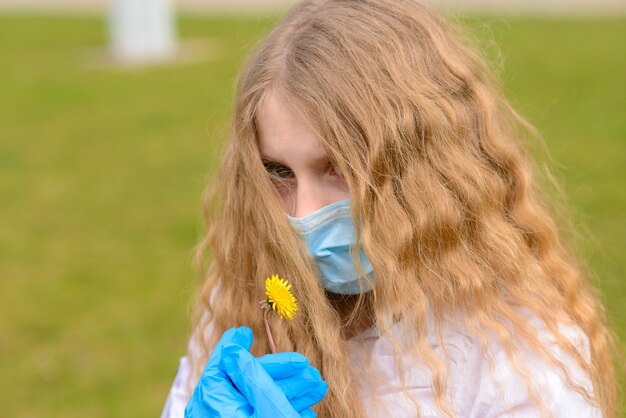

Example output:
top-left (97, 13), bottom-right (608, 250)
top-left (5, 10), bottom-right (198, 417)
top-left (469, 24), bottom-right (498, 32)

top-left (257, 90), bottom-right (350, 218)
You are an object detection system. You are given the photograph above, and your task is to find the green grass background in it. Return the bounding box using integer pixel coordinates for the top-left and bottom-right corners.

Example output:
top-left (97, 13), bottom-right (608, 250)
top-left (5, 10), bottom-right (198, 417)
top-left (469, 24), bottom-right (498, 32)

top-left (0, 12), bottom-right (624, 417)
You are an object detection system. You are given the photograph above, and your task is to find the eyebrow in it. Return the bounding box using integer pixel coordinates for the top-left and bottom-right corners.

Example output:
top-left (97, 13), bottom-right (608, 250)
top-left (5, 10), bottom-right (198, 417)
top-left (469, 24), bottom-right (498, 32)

top-left (260, 155), bottom-right (287, 167)
top-left (260, 153), bottom-right (330, 167)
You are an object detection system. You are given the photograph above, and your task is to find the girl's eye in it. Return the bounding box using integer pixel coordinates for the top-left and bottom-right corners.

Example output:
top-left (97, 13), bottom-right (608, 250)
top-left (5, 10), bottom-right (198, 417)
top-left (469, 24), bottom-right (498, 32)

top-left (262, 159), bottom-right (344, 185)
top-left (263, 161), bottom-right (294, 179)
top-left (327, 161), bottom-right (344, 179)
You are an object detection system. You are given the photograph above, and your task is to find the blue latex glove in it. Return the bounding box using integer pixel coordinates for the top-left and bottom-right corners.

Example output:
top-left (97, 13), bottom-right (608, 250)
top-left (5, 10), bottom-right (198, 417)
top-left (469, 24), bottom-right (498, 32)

top-left (184, 327), bottom-right (328, 418)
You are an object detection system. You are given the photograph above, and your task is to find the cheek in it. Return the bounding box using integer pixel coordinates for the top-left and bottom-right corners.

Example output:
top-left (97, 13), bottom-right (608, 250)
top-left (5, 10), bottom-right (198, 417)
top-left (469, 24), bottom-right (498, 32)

top-left (269, 175), bottom-right (295, 196)
top-left (274, 184), bottom-right (296, 210)
top-left (330, 175), bottom-right (351, 197)
top-left (271, 176), bottom-right (351, 212)
top-left (279, 193), bottom-right (296, 214)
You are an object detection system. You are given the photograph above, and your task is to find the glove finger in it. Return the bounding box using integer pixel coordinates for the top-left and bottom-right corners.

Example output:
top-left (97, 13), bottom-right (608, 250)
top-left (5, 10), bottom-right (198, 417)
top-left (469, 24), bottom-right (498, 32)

top-left (260, 355), bottom-right (328, 410)
top-left (272, 365), bottom-right (322, 398)
top-left (286, 380), bottom-right (328, 412)
top-left (299, 408), bottom-right (317, 418)
top-left (204, 327), bottom-right (253, 371)
top-left (220, 344), bottom-right (300, 418)
top-left (187, 329), bottom-right (255, 418)
top-left (185, 373), bottom-right (252, 418)
top-left (258, 352), bottom-right (309, 380)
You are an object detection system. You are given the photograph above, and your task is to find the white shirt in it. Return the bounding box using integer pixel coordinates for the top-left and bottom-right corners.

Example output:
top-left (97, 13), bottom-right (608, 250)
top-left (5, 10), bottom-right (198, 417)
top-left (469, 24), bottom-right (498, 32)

top-left (160, 311), bottom-right (601, 418)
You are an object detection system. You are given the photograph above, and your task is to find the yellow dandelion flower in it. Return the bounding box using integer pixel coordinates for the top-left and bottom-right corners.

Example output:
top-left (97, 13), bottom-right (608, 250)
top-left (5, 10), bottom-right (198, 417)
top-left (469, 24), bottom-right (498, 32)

top-left (265, 274), bottom-right (298, 320)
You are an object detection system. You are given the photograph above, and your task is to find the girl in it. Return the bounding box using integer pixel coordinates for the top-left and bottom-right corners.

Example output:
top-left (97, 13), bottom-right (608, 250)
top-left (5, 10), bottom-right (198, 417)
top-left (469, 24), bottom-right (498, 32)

top-left (161, 0), bottom-right (619, 417)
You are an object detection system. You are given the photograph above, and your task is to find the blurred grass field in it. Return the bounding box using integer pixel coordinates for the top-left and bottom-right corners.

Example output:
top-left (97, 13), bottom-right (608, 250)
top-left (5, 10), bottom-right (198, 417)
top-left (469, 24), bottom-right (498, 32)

top-left (0, 12), bottom-right (624, 417)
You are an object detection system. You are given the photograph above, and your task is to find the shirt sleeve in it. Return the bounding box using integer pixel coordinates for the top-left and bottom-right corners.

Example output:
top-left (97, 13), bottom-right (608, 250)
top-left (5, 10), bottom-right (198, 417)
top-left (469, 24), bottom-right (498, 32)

top-left (160, 356), bottom-right (191, 418)
top-left (465, 321), bottom-right (602, 418)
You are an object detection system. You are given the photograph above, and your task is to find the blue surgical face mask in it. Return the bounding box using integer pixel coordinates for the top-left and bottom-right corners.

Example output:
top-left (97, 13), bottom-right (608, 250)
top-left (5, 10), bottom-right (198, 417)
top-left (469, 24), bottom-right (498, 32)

top-left (286, 198), bottom-right (375, 295)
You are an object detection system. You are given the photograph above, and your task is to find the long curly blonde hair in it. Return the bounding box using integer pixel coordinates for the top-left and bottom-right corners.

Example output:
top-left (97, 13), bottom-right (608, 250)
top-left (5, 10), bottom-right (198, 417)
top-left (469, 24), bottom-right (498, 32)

top-left (184, 1), bottom-right (619, 416)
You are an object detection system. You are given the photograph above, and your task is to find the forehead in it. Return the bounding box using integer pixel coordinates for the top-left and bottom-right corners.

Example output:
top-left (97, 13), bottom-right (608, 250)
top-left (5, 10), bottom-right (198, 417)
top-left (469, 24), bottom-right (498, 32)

top-left (256, 90), bottom-right (327, 162)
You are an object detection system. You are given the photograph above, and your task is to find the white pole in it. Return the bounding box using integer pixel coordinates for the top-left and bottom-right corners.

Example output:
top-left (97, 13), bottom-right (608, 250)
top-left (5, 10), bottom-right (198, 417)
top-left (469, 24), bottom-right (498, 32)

top-left (108, 0), bottom-right (176, 62)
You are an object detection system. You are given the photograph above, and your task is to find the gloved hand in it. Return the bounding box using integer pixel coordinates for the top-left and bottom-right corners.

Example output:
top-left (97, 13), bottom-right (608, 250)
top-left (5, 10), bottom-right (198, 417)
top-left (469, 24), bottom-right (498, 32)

top-left (184, 326), bottom-right (328, 418)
